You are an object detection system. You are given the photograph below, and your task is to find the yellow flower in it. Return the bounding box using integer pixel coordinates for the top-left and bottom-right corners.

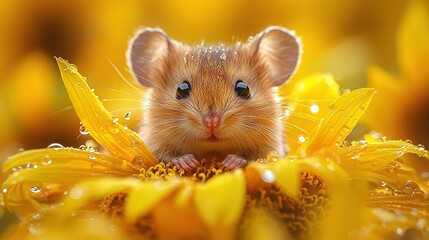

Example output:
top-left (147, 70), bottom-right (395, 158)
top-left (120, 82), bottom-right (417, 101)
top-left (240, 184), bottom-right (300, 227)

top-left (365, 1), bottom-right (429, 148)
top-left (1, 58), bottom-right (428, 240)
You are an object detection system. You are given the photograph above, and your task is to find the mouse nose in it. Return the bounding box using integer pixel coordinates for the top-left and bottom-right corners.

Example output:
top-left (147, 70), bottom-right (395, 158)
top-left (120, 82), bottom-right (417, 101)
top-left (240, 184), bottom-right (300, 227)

top-left (203, 112), bottom-right (221, 129)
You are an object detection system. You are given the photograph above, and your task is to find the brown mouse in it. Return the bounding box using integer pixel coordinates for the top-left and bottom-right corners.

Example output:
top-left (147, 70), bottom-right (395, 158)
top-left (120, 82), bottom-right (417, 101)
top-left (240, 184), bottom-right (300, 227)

top-left (127, 26), bottom-right (301, 171)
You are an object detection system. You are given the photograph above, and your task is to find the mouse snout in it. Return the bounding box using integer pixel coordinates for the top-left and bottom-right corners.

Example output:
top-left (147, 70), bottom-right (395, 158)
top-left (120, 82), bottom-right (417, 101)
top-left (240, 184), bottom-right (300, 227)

top-left (203, 112), bottom-right (221, 129)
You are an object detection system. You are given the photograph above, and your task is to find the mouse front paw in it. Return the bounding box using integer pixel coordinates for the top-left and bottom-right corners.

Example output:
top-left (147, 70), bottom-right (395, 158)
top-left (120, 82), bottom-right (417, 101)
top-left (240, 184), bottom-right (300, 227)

top-left (172, 154), bottom-right (200, 171)
top-left (222, 154), bottom-right (247, 171)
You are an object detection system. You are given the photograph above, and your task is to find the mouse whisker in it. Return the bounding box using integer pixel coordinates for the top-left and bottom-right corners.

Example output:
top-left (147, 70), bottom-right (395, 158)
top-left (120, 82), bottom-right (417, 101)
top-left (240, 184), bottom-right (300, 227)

top-left (87, 80), bottom-right (143, 98)
top-left (107, 58), bottom-right (145, 94)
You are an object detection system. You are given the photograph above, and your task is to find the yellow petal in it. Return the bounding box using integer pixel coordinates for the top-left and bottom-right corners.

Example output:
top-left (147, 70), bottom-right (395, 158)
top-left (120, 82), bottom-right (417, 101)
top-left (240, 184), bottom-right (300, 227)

top-left (125, 179), bottom-right (182, 223)
top-left (2, 148), bottom-right (136, 215)
top-left (297, 88), bottom-right (375, 155)
top-left (56, 57), bottom-right (157, 167)
top-left (59, 178), bottom-right (140, 219)
top-left (194, 170), bottom-right (245, 227)
top-left (279, 73), bottom-right (340, 152)
top-left (247, 159), bottom-right (300, 197)
top-left (337, 140), bottom-right (428, 182)
top-left (397, 0), bottom-right (429, 81)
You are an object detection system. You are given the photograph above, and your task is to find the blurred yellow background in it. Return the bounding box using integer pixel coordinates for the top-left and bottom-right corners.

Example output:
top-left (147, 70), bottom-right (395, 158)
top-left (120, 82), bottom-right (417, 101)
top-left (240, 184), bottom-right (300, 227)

top-left (1, 0), bottom-right (429, 231)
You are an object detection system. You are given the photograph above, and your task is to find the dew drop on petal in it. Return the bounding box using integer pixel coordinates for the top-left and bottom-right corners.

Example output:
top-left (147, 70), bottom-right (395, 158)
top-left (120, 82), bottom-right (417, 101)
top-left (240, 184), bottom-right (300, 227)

top-left (28, 223), bottom-right (43, 235)
top-left (70, 187), bottom-right (84, 199)
top-left (79, 124), bottom-right (90, 135)
top-left (124, 112), bottom-right (132, 120)
top-left (29, 184), bottom-right (42, 193)
top-left (310, 104), bottom-right (319, 114)
top-left (132, 156), bottom-right (145, 168)
top-left (42, 156), bottom-right (52, 166)
top-left (298, 135), bottom-right (307, 143)
top-left (131, 140), bottom-right (140, 149)
top-left (2, 188), bottom-right (7, 193)
top-left (396, 228), bottom-right (403, 235)
top-left (88, 151), bottom-right (96, 160)
top-left (261, 169), bottom-right (276, 183)
top-left (47, 143), bottom-right (64, 149)
top-left (295, 82), bottom-right (305, 91)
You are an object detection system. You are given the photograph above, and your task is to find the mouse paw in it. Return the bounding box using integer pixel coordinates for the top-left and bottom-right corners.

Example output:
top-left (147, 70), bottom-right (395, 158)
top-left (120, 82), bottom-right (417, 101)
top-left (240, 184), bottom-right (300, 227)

top-left (222, 154), bottom-right (247, 171)
top-left (172, 154), bottom-right (200, 171)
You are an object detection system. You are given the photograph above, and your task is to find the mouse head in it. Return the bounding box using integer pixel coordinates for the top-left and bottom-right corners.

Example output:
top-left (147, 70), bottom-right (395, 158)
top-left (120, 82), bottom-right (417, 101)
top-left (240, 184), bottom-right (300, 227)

top-left (127, 27), bottom-right (301, 157)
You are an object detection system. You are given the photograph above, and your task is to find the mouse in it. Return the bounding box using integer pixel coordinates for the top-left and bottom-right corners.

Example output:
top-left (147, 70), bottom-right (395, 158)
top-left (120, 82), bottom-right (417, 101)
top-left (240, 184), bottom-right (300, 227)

top-left (127, 26), bottom-right (301, 171)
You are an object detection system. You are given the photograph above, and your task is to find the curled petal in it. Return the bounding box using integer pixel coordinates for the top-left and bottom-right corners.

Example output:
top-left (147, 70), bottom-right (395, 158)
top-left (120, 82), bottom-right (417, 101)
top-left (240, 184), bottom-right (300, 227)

top-left (2, 148), bottom-right (137, 215)
top-left (297, 88), bottom-right (375, 155)
top-left (56, 57), bottom-right (157, 168)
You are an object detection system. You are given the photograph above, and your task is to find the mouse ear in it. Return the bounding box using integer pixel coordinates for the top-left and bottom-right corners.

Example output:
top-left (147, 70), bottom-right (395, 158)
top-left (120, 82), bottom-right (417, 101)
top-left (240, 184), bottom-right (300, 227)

top-left (127, 28), bottom-right (173, 87)
top-left (249, 26), bottom-right (302, 86)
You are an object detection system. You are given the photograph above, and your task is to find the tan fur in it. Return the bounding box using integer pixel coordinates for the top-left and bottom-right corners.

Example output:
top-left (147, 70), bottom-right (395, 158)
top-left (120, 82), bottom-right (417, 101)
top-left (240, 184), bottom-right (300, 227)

top-left (129, 27), bottom-right (301, 163)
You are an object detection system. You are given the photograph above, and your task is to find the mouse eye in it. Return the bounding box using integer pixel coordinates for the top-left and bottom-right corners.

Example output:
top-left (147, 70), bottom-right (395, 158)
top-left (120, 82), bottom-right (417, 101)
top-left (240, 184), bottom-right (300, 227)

top-left (176, 81), bottom-right (191, 99)
top-left (234, 80), bottom-right (250, 99)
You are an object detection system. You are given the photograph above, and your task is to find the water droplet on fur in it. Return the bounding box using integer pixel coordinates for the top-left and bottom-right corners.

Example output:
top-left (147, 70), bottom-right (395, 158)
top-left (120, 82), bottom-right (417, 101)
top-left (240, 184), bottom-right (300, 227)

top-left (124, 112), bottom-right (132, 120)
top-left (310, 104), bottom-right (319, 114)
top-left (220, 52), bottom-right (227, 60)
top-left (261, 169), bottom-right (276, 183)
top-left (47, 143), bottom-right (64, 149)
top-left (70, 187), bottom-right (84, 199)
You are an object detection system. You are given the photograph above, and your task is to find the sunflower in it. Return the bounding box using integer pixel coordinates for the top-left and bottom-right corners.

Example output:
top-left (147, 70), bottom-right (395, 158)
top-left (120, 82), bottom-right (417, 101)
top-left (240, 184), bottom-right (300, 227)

top-left (1, 58), bottom-right (428, 239)
top-left (364, 1), bottom-right (429, 149)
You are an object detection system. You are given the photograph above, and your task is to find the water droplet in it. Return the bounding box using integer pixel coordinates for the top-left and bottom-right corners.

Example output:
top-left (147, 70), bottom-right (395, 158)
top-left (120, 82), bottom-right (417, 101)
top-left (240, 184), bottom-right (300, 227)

top-left (220, 52), bottom-right (227, 60)
top-left (295, 82), bottom-right (305, 91)
top-left (70, 187), bottom-right (84, 199)
top-left (261, 169), bottom-right (276, 183)
top-left (343, 88), bottom-right (351, 93)
top-left (88, 151), bottom-right (96, 160)
top-left (47, 143), bottom-right (64, 149)
top-left (310, 104), bottom-right (319, 114)
top-left (326, 163), bottom-right (335, 171)
top-left (405, 139), bottom-right (413, 144)
top-left (298, 135), bottom-right (307, 143)
top-left (131, 140), bottom-right (140, 149)
top-left (31, 213), bottom-right (43, 220)
top-left (78, 145), bottom-right (87, 150)
top-left (42, 156), bottom-right (52, 166)
top-left (28, 223), bottom-right (43, 235)
top-left (79, 124), bottom-right (90, 135)
top-left (29, 184), bottom-right (42, 193)
top-left (132, 156), bottom-right (145, 168)
top-left (18, 148), bottom-right (25, 152)
top-left (380, 181), bottom-right (387, 187)
top-left (417, 219), bottom-right (426, 229)
top-left (2, 188), bottom-right (8, 193)
top-left (412, 190), bottom-right (425, 199)
top-left (355, 140), bottom-right (368, 150)
top-left (109, 120), bottom-right (120, 134)
top-left (124, 112), bottom-right (132, 120)
top-left (90, 88), bottom-right (95, 93)
top-left (283, 109), bottom-right (291, 118)
top-left (396, 228), bottom-right (403, 235)
top-left (417, 144), bottom-right (426, 151)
